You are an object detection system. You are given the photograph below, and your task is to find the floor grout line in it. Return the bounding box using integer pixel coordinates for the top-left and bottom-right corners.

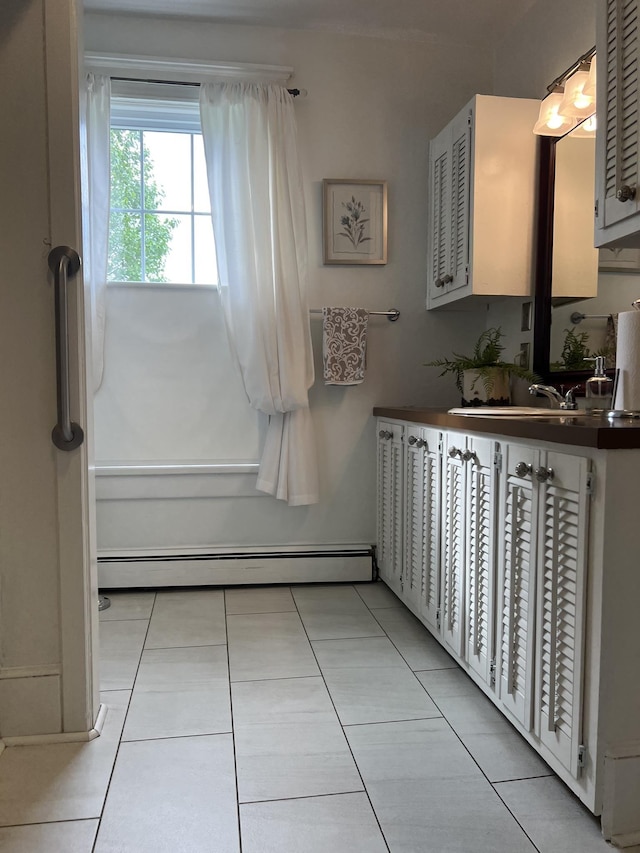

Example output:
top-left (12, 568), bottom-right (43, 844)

top-left (223, 588), bottom-right (244, 853)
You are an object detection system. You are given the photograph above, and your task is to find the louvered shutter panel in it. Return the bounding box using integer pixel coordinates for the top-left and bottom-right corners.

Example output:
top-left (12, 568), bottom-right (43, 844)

top-left (442, 434), bottom-right (466, 657)
top-left (466, 438), bottom-right (497, 686)
top-left (429, 125), bottom-right (451, 298)
top-left (601, 0), bottom-right (640, 228)
top-left (449, 109), bottom-right (471, 292)
top-left (497, 444), bottom-right (537, 730)
top-left (377, 421), bottom-right (405, 593)
top-left (403, 427), bottom-right (441, 628)
top-left (535, 452), bottom-right (589, 776)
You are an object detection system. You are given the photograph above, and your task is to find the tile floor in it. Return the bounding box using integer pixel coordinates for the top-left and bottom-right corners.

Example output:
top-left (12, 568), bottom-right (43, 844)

top-left (0, 582), bottom-right (621, 852)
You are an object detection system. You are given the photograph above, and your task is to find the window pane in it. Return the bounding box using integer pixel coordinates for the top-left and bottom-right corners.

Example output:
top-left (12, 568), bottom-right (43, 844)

top-left (108, 211), bottom-right (142, 281)
top-left (145, 213), bottom-right (192, 283)
top-left (143, 131), bottom-right (191, 212)
top-left (110, 129), bottom-right (142, 209)
top-left (193, 135), bottom-right (211, 213)
top-left (194, 214), bottom-right (218, 284)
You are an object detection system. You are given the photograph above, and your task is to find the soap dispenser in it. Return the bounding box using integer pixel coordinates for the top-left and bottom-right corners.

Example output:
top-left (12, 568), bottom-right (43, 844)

top-left (584, 356), bottom-right (613, 413)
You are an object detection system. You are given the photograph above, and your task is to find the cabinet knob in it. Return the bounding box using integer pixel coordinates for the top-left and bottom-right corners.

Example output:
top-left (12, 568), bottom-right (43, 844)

top-left (515, 462), bottom-right (533, 477)
top-left (408, 436), bottom-right (417, 445)
top-left (442, 273), bottom-right (454, 284)
top-left (379, 430), bottom-right (393, 440)
top-left (462, 449), bottom-right (478, 464)
top-left (534, 466), bottom-right (554, 483)
top-left (448, 447), bottom-right (462, 458)
top-left (616, 184), bottom-right (637, 203)
top-left (434, 278), bottom-right (445, 288)
top-left (416, 438), bottom-right (426, 449)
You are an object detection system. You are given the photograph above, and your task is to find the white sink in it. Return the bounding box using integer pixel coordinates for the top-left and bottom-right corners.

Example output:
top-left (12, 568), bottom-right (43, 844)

top-left (447, 407), bottom-right (591, 417)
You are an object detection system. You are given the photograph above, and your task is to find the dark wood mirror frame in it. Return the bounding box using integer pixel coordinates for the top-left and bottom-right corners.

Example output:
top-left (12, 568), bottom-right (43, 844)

top-left (532, 136), bottom-right (597, 387)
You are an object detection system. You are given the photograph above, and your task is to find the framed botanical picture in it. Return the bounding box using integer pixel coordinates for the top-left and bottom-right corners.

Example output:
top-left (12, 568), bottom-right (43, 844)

top-left (322, 179), bottom-right (387, 265)
top-left (598, 247), bottom-right (640, 272)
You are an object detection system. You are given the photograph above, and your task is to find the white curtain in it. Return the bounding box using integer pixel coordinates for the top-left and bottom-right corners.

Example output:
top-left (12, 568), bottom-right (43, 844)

top-left (199, 82), bottom-right (319, 506)
top-left (84, 73), bottom-right (111, 390)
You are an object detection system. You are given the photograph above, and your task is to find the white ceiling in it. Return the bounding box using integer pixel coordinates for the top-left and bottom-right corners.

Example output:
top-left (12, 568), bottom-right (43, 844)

top-left (83, 0), bottom-right (537, 46)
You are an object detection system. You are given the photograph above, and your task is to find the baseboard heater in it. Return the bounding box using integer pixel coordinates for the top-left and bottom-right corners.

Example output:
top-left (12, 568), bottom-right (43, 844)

top-left (98, 546), bottom-right (376, 588)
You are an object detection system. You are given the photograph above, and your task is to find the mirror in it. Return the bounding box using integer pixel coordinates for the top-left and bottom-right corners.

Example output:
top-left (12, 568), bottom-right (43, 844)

top-left (533, 121), bottom-right (640, 383)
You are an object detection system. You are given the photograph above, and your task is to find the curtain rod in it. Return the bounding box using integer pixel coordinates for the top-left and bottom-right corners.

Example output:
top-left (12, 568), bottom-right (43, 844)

top-left (110, 75), bottom-right (304, 97)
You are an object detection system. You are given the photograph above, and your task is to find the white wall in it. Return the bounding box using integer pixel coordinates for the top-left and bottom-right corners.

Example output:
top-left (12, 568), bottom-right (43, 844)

top-left (86, 13), bottom-right (493, 552)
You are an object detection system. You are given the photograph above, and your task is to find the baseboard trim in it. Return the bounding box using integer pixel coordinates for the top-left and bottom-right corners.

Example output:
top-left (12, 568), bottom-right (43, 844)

top-left (1, 702), bottom-right (107, 748)
top-left (98, 545), bottom-right (374, 588)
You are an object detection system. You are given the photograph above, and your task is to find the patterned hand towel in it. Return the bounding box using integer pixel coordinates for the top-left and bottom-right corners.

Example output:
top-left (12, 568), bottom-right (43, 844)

top-left (322, 307), bottom-right (369, 385)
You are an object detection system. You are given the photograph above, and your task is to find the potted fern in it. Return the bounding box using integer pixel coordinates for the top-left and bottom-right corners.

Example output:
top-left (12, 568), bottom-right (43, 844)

top-left (425, 327), bottom-right (538, 406)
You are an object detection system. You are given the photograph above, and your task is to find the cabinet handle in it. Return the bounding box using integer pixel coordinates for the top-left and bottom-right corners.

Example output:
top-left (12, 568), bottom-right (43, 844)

top-left (462, 449), bottom-right (478, 464)
top-left (448, 447), bottom-right (462, 458)
top-left (514, 462), bottom-right (533, 477)
top-left (616, 184), bottom-right (637, 203)
top-left (442, 273), bottom-right (453, 284)
top-left (434, 278), bottom-right (445, 288)
top-left (534, 466), bottom-right (554, 483)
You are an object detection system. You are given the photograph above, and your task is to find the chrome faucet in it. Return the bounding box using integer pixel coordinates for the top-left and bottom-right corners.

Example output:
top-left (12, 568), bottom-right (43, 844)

top-left (528, 383), bottom-right (580, 410)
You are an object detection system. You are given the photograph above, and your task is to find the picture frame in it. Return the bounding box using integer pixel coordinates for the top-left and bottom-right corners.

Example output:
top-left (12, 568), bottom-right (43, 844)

top-left (598, 247), bottom-right (640, 273)
top-left (322, 179), bottom-right (387, 265)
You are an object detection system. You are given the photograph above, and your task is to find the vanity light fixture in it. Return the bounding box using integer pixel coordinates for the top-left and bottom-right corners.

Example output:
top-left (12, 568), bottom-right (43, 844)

top-left (559, 61), bottom-right (595, 118)
top-left (571, 114), bottom-right (597, 138)
top-left (533, 87), bottom-right (577, 136)
top-left (533, 46), bottom-right (596, 137)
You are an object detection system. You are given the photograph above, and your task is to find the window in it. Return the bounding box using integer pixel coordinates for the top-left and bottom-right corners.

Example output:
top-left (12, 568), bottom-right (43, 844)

top-left (108, 86), bottom-right (218, 285)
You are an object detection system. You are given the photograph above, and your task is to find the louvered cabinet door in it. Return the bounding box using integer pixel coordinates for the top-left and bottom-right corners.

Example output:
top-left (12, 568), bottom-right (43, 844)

top-left (595, 0), bottom-right (640, 242)
top-left (441, 433), bottom-right (467, 657)
top-left (534, 451), bottom-right (590, 777)
top-left (497, 443), bottom-right (538, 730)
top-left (448, 107), bottom-right (471, 294)
top-left (428, 124), bottom-right (451, 302)
top-left (377, 421), bottom-right (405, 594)
top-left (465, 437), bottom-right (498, 686)
top-left (404, 427), bottom-right (441, 629)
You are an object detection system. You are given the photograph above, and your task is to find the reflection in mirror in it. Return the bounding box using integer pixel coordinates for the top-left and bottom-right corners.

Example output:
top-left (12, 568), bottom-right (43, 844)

top-left (534, 121), bottom-right (640, 381)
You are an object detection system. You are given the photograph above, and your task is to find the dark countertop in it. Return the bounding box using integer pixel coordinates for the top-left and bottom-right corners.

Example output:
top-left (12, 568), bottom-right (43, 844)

top-left (373, 407), bottom-right (640, 449)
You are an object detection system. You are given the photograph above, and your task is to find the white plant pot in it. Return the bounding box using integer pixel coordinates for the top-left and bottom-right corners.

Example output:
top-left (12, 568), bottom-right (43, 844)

top-left (461, 368), bottom-right (511, 407)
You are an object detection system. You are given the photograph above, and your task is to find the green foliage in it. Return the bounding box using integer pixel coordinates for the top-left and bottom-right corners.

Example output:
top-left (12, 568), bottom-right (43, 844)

top-left (108, 130), bottom-right (178, 283)
top-left (551, 327), bottom-right (615, 371)
top-left (425, 327), bottom-right (538, 393)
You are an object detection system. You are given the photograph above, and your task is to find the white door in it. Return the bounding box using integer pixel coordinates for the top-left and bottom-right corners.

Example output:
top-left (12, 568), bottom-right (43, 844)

top-left (0, 0), bottom-right (98, 738)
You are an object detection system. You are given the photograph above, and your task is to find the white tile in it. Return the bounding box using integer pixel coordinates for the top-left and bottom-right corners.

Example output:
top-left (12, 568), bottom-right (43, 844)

top-left (354, 581), bottom-right (402, 609)
top-left (232, 676), bottom-right (362, 802)
top-left (417, 669), bottom-right (551, 782)
top-left (94, 734), bottom-right (239, 853)
top-left (98, 591), bottom-right (155, 621)
top-left (225, 586), bottom-right (295, 614)
top-left (346, 718), bottom-right (536, 852)
top-left (292, 585), bottom-right (385, 640)
top-left (0, 819), bottom-right (98, 852)
top-left (144, 590), bottom-right (225, 648)
top-left (99, 619), bottom-right (147, 690)
top-left (372, 605), bottom-right (457, 671)
top-left (228, 611), bottom-right (319, 682)
top-left (0, 691), bottom-right (128, 826)
top-left (313, 637), bottom-right (441, 725)
top-left (494, 776), bottom-right (615, 853)
top-left (240, 793), bottom-right (388, 853)
top-left (122, 645), bottom-right (231, 741)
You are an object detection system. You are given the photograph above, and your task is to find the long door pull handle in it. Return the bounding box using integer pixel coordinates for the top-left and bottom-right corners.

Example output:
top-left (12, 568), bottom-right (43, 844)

top-left (49, 246), bottom-right (84, 451)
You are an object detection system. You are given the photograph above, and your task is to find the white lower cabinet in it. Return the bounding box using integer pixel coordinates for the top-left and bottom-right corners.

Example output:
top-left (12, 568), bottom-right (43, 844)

top-left (496, 443), bottom-right (590, 778)
top-left (377, 420), bottom-right (592, 789)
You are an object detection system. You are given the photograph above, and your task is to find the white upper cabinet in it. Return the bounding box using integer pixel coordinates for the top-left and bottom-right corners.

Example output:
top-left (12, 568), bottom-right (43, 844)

top-left (595, 0), bottom-right (640, 246)
top-left (427, 95), bottom-right (540, 309)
